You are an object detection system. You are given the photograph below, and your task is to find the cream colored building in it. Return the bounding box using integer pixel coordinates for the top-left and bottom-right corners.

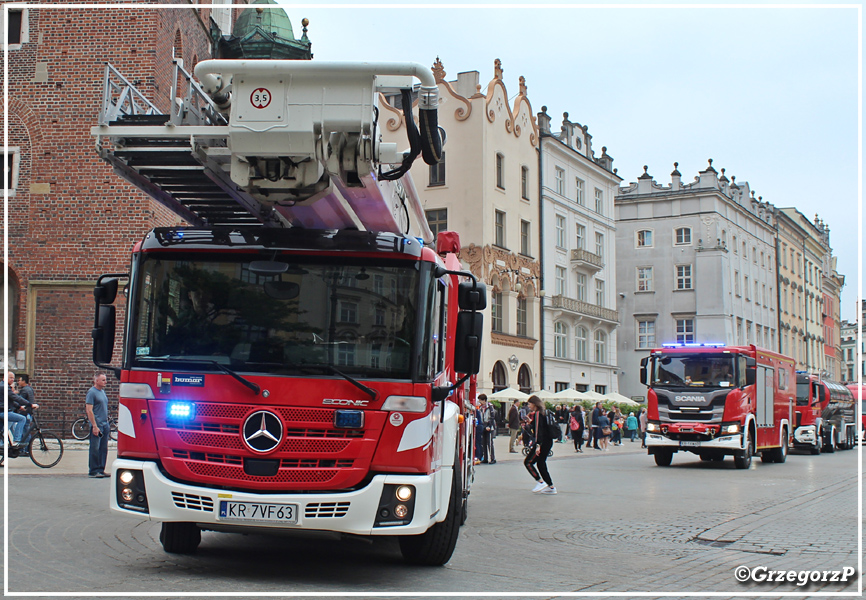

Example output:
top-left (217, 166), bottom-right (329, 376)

top-left (380, 58), bottom-right (542, 395)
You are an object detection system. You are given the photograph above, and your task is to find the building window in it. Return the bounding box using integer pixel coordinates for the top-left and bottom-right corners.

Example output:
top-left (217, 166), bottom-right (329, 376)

top-left (595, 384), bottom-right (607, 395)
top-left (744, 276), bottom-right (750, 301)
top-left (521, 166), bottom-right (530, 200)
top-left (555, 214), bottom-right (566, 248)
top-left (517, 298), bottom-right (527, 337)
top-left (637, 267), bottom-right (653, 292)
top-left (576, 273), bottom-right (587, 302)
top-left (676, 264), bottom-right (693, 290)
top-left (575, 224), bottom-right (585, 250)
top-left (495, 210), bottom-right (505, 247)
top-left (429, 152), bottom-right (446, 186)
top-left (339, 301), bottom-right (358, 324)
top-left (637, 320), bottom-right (656, 349)
top-left (594, 188), bottom-right (603, 214)
top-left (637, 230), bottom-right (653, 248)
top-left (3, 147), bottom-right (20, 195)
top-left (676, 318), bottom-right (695, 344)
top-left (594, 330), bottom-right (607, 364)
top-left (762, 284), bottom-right (767, 306)
top-left (737, 318), bottom-right (743, 344)
top-left (4, 8), bottom-right (27, 47)
top-left (496, 153), bottom-right (505, 189)
top-left (375, 307), bottom-right (385, 326)
top-left (491, 292), bottom-right (503, 333)
top-left (595, 232), bottom-right (604, 260)
top-left (675, 227), bottom-right (691, 245)
top-left (520, 220), bottom-right (530, 256)
top-left (595, 279), bottom-right (605, 307)
top-left (554, 166), bottom-right (565, 196)
top-left (425, 208), bottom-right (447, 239)
top-left (733, 236), bottom-right (738, 254)
top-left (337, 340), bottom-right (356, 367)
top-left (554, 322), bottom-right (568, 358)
top-left (734, 271), bottom-right (740, 296)
top-left (575, 178), bottom-right (585, 206)
top-left (753, 247), bottom-right (758, 264)
top-left (576, 326), bottom-right (588, 361)
top-left (760, 251), bottom-right (765, 268)
top-left (555, 266), bottom-right (566, 296)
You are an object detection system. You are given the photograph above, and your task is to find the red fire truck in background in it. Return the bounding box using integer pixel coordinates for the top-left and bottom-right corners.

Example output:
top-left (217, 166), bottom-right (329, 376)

top-left (640, 344), bottom-right (795, 468)
top-left (845, 383), bottom-right (865, 443)
top-left (792, 373), bottom-right (857, 453)
top-left (90, 59), bottom-right (485, 565)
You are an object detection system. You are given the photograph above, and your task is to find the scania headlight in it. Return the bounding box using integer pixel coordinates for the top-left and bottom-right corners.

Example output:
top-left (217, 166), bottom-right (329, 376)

top-left (646, 422), bottom-right (660, 433)
top-left (721, 423), bottom-right (741, 434)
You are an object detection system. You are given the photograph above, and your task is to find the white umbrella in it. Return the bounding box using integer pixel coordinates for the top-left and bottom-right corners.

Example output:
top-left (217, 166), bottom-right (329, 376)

top-left (489, 388), bottom-right (530, 401)
top-left (605, 392), bottom-right (641, 405)
top-left (582, 390), bottom-right (607, 401)
top-left (554, 388), bottom-right (590, 403)
top-left (531, 389), bottom-right (558, 400)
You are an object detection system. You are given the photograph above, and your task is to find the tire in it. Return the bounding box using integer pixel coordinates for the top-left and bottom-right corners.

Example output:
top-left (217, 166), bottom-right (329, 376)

top-left (653, 450), bottom-right (673, 467)
top-left (711, 454), bottom-right (725, 462)
top-left (28, 431), bottom-right (64, 468)
top-left (699, 454), bottom-right (712, 462)
top-left (71, 418), bottom-right (90, 441)
top-left (823, 427), bottom-right (836, 453)
top-left (771, 429), bottom-right (788, 463)
top-left (810, 433), bottom-right (822, 455)
top-left (734, 429), bottom-right (753, 469)
top-left (160, 522), bottom-right (202, 554)
top-left (399, 468), bottom-right (462, 566)
top-left (760, 452), bottom-right (774, 463)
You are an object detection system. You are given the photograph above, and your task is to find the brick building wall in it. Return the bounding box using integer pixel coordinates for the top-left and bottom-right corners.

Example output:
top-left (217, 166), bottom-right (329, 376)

top-left (4, 3), bottom-right (232, 432)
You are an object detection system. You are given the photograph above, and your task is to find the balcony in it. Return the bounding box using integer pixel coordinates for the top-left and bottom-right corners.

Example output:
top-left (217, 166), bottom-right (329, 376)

top-left (548, 295), bottom-right (619, 323)
top-left (570, 248), bottom-right (603, 272)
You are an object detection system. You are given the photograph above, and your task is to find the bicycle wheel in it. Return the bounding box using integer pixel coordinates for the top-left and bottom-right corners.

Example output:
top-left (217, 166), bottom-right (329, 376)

top-left (71, 418), bottom-right (90, 441)
top-left (29, 431), bottom-right (64, 468)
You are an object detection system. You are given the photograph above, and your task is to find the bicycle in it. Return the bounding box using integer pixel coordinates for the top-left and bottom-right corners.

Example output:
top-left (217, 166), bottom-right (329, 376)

top-left (71, 414), bottom-right (117, 441)
top-left (2, 408), bottom-right (64, 468)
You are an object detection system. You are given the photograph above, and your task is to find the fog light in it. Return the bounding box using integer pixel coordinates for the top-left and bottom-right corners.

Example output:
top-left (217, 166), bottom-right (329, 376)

top-left (395, 485), bottom-right (413, 501)
top-left (119, 470), bottom-right (134, 485)
top-left (394, 504), bottom-right (408, 519)
top-left (121, 488), bottom-right (134, 502)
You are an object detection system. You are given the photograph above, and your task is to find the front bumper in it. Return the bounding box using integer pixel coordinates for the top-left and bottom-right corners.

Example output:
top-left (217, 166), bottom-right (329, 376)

top-left (645, 433), bottom-right (743, 452)
top-left (793, 425), bottom-right (818, 446)
top-left (109, 458), bottom-right (448, 536)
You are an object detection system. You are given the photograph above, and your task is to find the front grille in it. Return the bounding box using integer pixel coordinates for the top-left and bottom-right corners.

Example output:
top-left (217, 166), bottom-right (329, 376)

top-left (284, 428), bottom-right (363, 439)
top-left (187, 461), bottom-right (339, 484)
top-left (171, 492), bottom-right (215, 512)
top-left (305, 502), bottom-right (350, 518)
top-left (167, 420), bottom-right (240, 434)
top-left (172, 450), bottom-right (352, 469)
top-left (282, 458), bottom-right (354, 468)
top-left (667, 411), bottom-right (715, 421)
top-left (172, 450), bottom-right (243, 465)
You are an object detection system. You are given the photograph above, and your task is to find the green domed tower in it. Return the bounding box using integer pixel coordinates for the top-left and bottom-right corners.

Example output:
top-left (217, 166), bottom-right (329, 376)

top-left (212, 0), bottom-right (312, 60)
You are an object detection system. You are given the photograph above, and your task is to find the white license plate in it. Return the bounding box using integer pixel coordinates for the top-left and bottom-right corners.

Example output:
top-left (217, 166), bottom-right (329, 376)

top-left (680, 441), bottom-right (701, 448)
top-left (218, 501), bottom-right (298, 524)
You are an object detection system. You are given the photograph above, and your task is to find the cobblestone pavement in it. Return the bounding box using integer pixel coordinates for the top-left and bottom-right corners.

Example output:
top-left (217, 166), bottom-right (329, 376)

top-left (3, 436), bottom-right (861, 599)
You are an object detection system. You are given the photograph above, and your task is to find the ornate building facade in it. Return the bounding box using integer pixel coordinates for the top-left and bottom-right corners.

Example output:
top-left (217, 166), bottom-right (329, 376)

top-left (381, 59), bottom-right (542, 395)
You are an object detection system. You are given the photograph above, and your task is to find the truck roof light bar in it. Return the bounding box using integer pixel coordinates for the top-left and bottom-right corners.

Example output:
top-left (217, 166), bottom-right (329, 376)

top-left (661, 342), bottom-right (726, 348)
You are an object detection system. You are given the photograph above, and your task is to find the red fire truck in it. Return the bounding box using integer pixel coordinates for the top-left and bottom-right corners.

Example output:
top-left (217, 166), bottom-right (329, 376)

top-left (640, 344), bottom-right (795, 468)
top-left (792, 373), bottom-right (857, 453)
top-left (845, 383), bottom-right (865, 444)
top-left (90, 59), bottom-right (485, 565)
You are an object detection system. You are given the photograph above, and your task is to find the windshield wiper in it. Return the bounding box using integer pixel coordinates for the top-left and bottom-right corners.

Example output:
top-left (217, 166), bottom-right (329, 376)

top-left (138, 357), bottom-right (260, 396)
top-left (286, 363), bottom-right (378, 401)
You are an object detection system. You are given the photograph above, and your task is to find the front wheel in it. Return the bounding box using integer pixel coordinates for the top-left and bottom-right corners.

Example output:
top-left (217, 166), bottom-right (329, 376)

top-left (399, 469), bottom-right (462, 566)
top-left (734, 429), bottom-right (753, 469)
top-left (160, 522), bottom-right (201, 554)
top-left (823, 427), bottom-right (836, 453)
top-left (770, 429), bottom-right (788, 463)
top-left (653, 450), bottom-right (673, 467)
top-left (71, 418), bottom-right (90, 441)
top-left (28, 431), bottom-right (63, 468)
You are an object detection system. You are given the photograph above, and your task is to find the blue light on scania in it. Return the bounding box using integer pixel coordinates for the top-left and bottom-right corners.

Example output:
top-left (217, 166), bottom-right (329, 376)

top-left (167, 401), bottom-right (195, 420)
top-left (661, 342), bottom-right (726, 348)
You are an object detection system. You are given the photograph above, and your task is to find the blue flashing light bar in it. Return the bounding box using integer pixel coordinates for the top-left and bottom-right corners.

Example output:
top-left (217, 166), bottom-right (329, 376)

top-left (661, 342), bottom-right (726, 348)
top-left (167, 401), bottom-right (195, 420)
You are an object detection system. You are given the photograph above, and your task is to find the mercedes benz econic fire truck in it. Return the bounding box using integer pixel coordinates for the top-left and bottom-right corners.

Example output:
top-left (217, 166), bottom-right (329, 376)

top-left (90, 58), bottom-right (485, 565)
top-left (640, 344), bottom-right (795, 468)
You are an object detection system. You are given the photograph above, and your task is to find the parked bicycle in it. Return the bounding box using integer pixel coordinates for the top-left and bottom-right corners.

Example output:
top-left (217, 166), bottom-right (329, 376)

top-left (71, 414), bottom-right (117, 441)
top-left (2, 408), bottom-right (64, 468)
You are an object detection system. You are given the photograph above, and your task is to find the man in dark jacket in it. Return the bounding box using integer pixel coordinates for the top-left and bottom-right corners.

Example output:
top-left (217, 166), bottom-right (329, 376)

top-left (507, 400), bottom-right (521, 453)
top-left (6, 371), bottom-right (36, 453)
top-left (478, 395), bottom-right (496, 464)
top-left (590, 401), bottom-right (602, 450)
top-left (16, 374), bottom-right (36, 449)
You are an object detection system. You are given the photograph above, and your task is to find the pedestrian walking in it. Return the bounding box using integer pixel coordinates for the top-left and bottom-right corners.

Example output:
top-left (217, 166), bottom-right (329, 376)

top-left (86, 372), bottom-right (111, 478)
top-left (478, 395), bottom-right (496, 464)
top-left (507, 400), bottom-right (521, 453)
top-left (524, 395), bottom-right (556, 495)
top-left (626, 411), bottom-right (638, 442)
top-left (570, 404), bottom-right (586, 452)
top-left (473, 401), bottom-right (484, 464)
top-left (598, 410), bottom-right (611, 451)
top-left (590, 401), bottom-right (602, 450)
top-left (639, 408), bottom-right (648, 448)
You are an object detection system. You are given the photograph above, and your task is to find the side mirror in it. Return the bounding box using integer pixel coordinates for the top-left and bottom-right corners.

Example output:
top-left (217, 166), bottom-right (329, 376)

top-left (458, 281), bottom-right (487, 311)
top-left (92, 305), bottom-right (116, 365)
top-left (638, 357), bottom-right (649, 386)
top-left (453, 312), bottom-right (483, 375)
top-left (94, 278), bottom-right (119, 305)
top-left (745, 357), bottom-right (756, 386)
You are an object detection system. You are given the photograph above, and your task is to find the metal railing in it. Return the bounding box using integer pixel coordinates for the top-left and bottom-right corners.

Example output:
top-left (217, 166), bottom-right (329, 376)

top-left (570, 248), bottom-right (603, 269)
top-left (549, 295), bottom-right (619, 323)
top-left (98, 63), bottom-right (162, 125)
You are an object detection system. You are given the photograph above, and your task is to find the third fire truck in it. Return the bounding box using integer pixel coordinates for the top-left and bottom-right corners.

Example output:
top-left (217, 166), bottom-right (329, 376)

top-left (640, 344), bottom-right (795, 468)
top-left (792, 373), bottom-right (857, 453)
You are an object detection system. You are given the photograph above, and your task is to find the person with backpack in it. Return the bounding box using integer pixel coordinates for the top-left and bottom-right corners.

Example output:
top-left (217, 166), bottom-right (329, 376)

top-left (570, 404), bottom-right (586, 452)
top-left (523, 395), bottom-right (557, 495)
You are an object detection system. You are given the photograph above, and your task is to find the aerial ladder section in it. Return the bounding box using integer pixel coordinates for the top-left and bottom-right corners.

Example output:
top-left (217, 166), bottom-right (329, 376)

top-left (91, 59), bottom-right (441, 241)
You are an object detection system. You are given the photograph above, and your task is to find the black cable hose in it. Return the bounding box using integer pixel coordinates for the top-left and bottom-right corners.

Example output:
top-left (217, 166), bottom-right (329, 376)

top-left (419, 108), bottom-right (443, 166)
top-left (380, 89), bottom-right (421, 181)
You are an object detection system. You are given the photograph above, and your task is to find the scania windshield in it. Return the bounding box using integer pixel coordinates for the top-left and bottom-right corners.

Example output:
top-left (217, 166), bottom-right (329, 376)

top-left (651, 354), bottom-right (738, 389)
top-left (129, 253), bottom-right (424, 380)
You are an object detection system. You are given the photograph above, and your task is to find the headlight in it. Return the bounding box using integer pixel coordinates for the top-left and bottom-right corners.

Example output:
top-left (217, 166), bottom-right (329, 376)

top-left (395, 485), bottom-right (413, 501)
top-left (119, 470), bottom-right (134, 485)
top-left (721, 423), bottom-right (741, 434)
top-left (646, 422), bottom-right (660, 433)
top-left (381, 396), bottom-right (426, 413)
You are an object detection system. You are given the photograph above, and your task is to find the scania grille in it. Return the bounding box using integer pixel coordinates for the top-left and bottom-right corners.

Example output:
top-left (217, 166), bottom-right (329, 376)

top-left (153, 401), bottom-right (382, 491)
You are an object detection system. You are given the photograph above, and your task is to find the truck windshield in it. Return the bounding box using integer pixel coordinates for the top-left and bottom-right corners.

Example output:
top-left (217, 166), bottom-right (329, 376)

top-left (651, 354), bottom-right (737, 388)
top-left (130, 254), bottom-right (420, 379)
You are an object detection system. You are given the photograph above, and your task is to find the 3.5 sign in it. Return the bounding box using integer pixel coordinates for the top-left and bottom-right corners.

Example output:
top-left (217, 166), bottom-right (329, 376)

top-left (250, 88), bottom-right (272, 109)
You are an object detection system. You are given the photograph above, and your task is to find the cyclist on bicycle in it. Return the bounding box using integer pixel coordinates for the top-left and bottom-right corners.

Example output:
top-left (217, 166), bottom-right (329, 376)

top-left (6, 371), bottom-right (37, 454)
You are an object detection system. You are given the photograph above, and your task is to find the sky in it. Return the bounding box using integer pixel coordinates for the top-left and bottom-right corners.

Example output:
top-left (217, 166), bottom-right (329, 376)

top-left (280, 1), bottom-right (862, 322)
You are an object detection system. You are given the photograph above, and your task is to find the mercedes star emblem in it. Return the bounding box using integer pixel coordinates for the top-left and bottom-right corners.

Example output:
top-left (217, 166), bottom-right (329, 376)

top-left (242, 410), bottom-right (283, 453)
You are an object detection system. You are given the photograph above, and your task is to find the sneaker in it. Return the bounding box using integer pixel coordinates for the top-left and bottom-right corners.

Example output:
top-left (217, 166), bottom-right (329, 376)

top-left (98, 472), bottom-right (111, 478)
top-left (88, 473), bottom-right (101, 478)
top-left (489, 460), bottom-right (497, 464)
top-left (541, 486), bottom-right (558, 495)
top-left (531, 481), bottom-right (549, 493)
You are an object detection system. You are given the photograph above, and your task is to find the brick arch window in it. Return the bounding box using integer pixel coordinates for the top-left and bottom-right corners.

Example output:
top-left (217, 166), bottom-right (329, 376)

top-left (492, 361), bottom-right (508, 392)
top-left (518, 364), bottom-right (532, 394)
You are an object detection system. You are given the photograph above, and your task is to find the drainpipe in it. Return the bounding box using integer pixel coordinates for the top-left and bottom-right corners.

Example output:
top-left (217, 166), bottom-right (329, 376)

top-left (537, 137), bottom-right (545, 389)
